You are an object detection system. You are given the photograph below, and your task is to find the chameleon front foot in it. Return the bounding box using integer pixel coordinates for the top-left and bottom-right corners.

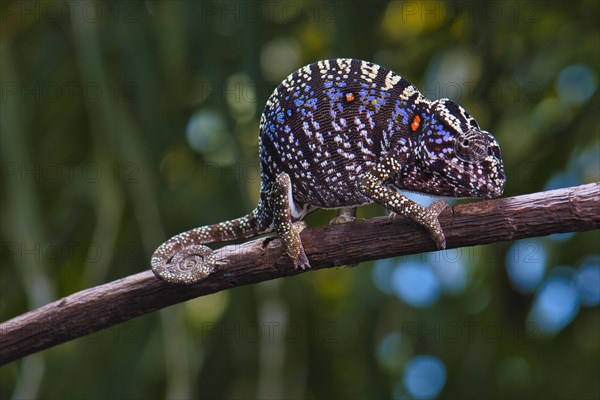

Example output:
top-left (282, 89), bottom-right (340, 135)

top-left (389, 200), bottom-right (448, 243)
top-left (360, 162), bottom-right (451, 251)
top-left (151, 243), bottom-right (216, 284)
top-left (424, 200), bottom-right (449, 249)
top-left (389, 200), bottom-right (448, 249)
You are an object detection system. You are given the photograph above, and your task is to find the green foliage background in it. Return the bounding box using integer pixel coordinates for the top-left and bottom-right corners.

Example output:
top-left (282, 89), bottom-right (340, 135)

top-left (1, 0), bottom-right (598, 399)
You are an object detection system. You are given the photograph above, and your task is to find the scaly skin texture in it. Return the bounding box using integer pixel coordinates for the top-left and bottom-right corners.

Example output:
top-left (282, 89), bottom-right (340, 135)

top-left (151, 58), bottom-right (506, 284)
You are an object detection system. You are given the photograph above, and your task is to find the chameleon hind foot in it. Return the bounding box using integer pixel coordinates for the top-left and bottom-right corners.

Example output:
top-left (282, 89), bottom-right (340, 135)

top-left (329, 207), bottom-right (357, 225)
top-left (291, 221), bottom-right (310, 269)
top-left (272, 173), bottom-right (311, 270)
top-left (151, 243), bottom-right (216, 284)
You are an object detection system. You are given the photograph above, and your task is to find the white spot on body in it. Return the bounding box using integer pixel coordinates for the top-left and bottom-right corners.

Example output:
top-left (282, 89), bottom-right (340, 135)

top-left (384, 70), bottom-right (401, 91)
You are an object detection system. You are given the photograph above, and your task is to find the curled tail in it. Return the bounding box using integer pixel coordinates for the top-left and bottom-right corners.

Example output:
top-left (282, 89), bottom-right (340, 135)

top-left (151, 207), bottom-right (270, 284)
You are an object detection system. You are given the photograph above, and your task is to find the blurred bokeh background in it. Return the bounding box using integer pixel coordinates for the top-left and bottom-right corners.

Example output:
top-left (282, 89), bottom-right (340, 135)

top-left (1, 0), bottom-right (599, 399)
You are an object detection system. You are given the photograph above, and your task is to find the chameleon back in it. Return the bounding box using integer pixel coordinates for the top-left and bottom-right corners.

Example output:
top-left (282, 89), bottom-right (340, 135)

top-left (259, 58), bottom-right (413, 209)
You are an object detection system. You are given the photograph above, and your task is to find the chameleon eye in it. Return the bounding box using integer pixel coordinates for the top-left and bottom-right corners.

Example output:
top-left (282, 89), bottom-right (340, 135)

top-left (455, 133), bottom-right (487, 163)
top-left (411, 115), bottom-right (421, 132)
top-left (345, 93), bottom-right (355, 102)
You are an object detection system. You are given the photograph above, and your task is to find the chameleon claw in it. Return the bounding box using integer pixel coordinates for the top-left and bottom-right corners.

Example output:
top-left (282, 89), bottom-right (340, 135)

top-left (294, 250), bottom-right (311, 270)
top-left (290, 237), bottom-right (311, 269)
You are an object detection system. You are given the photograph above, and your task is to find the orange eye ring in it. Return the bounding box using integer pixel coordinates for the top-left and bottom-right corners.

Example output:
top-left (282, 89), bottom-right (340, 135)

top-left (411, 115), bottom-right (421, 132)
top-left (345, 93), bottom-right (355, 102)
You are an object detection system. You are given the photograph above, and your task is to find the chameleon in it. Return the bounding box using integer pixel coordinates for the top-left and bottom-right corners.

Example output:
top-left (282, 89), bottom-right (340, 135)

top-left (151, 58), bottom-right (505, 284)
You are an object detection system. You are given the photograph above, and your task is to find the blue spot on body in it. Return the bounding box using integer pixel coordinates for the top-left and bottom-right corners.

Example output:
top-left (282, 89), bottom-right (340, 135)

top-left (325, 88), bottom-right (342, 101)
top-left (400, 110), bottom-right (409, 124)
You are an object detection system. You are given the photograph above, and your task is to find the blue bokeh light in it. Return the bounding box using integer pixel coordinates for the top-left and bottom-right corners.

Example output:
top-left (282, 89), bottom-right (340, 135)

top-left (377, 332), bottom-right (408, 372)
top-left (505, 239), bottom-right (547, 294)
top-left (403, 355), bottom-right (446, 399)
top-left (555, 64), bottom-right (597, 106)
top-left (186, 109), bottom-right (228, 154)
top-left (372, 258), bottom-right (396, 295)
top-left (547, 232), bottom-right (575, 242)
top-left (577, 257), bottom-right (600, 307)
top-left (543, 171), bottom-right (581, 191)
top-left (569, 146), bottom-right (600, 183)
top-left (428, 250), bottom-right (468, 294)
top-left (392, 261), bottom-right (441, 308)
top-left (529, 269), bottom-right (580, 335)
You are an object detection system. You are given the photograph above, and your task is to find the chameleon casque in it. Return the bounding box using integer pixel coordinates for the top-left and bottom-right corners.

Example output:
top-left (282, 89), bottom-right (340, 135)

top-left (151, 58), bottom-right (505, 284)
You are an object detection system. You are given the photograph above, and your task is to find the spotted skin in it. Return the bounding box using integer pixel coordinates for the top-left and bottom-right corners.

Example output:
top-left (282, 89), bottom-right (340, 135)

top-left (151, 58), bottom-right (505, 284)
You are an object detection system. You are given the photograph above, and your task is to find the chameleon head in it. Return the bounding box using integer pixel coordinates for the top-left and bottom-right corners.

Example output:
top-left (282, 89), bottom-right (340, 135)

top-left (398, 98), bottom-right (506, 198)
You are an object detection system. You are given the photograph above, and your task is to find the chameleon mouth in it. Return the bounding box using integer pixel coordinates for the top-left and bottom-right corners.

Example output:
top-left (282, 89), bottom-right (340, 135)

top-left (485, 167), bottom-right (506, 198)
top-left (492, 176), bottom-right (506, 197)
top-left (484, 183), bottom-right (504, 198)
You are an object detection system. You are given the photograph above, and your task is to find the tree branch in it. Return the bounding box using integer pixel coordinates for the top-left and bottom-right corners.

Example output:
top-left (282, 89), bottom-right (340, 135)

top-left (1, 183), bottom-right (599, 365)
